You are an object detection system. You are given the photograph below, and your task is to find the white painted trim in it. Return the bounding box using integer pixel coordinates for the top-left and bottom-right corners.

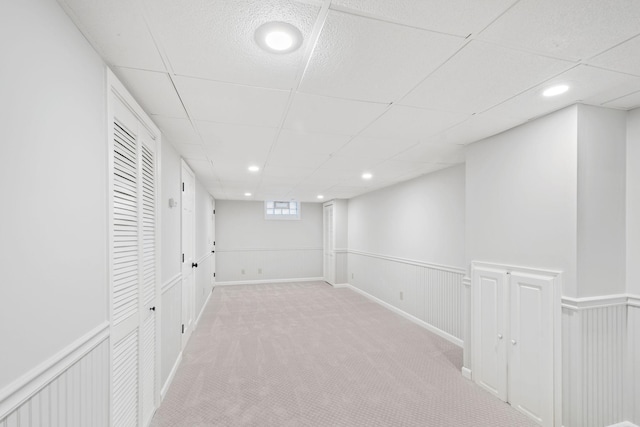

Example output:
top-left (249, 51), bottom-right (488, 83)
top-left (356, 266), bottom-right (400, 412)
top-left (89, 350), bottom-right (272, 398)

top-left (334, 248), bottom-right (348, 254)
top-left (462, 276), bottom-right (471, 287)
top-left (471, 260), bottom-right (562, 277)
top-left (216, 247), bottom-right (322, 253)
top-left (160, 352), bottom-right (183, 401)
top-left (196, 252), bottom-right (213, 264)
top-left (215, 277), bottom-right (324, 286)
top-left (605, 422), bottom-right (639, 427)
top-left (161, 273), bottom-right (182, 294)
top-left (344, 285), bottom-right (464, 348)
top-left (0, 321), bottom-right (110, 418)
top-left (349, 249), bottom-right (466, 275)
top-left (332, 283), bottom-right (350, 288)
top-left (461, 367), bottom-right (472, 380)
top-left (562, 294), bottom-right (639, 310)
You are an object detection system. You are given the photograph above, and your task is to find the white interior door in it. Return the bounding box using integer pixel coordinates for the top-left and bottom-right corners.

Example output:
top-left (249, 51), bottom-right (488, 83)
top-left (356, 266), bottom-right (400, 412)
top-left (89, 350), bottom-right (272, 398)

top-left (210, 197), bottom-right (216, 287)
top-left (323, 203), bottom-right (335, 285)
top-left (508, 271), bottom-right (555, 426)
top-left (472, 266), bottom-right (508, 401)
top-left (110, 91), bottom-right (159, 427)
top-left (181, 161), bottom-right (196, 347)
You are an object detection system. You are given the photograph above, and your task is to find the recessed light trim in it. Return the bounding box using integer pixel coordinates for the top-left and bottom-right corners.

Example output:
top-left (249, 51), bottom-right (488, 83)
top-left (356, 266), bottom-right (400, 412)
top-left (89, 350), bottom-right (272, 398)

top-left (255, 22), bottom-right (302, 54)
top-left (244, 192), bottom-right (252, 197)
top-left (543, 84), bottom-right (569, 97)
top-left (362, 172), bottom-right (373, 180)
top-left (248, 165), bottom-right (260, 172)
top-left (317, 195), bottom-right (324, 199)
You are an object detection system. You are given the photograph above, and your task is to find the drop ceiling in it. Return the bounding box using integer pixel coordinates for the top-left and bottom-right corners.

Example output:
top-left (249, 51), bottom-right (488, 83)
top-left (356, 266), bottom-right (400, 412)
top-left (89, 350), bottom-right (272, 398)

top-left (59, 0), bottom-right (640, 202)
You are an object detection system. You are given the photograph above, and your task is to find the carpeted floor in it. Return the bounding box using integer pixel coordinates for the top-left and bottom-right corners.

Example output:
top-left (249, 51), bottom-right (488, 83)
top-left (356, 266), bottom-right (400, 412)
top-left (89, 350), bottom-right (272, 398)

top-left (151, 281), bottom-right (537, 426)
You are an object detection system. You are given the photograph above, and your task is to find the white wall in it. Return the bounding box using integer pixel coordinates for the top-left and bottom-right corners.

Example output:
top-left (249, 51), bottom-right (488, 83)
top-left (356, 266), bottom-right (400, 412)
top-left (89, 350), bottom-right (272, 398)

top-left (628, 108), bottom-right (640, 296)
top-left (577, 105), bottom-right (627, 297)
top-left (215, 201), bottom-right (323, 282)
top-left (465, 106), bottom-right (578, 296)
top-left (348, 165), bottom-right (465, 268)
top-left (0, 0), bottom-right (107, 391)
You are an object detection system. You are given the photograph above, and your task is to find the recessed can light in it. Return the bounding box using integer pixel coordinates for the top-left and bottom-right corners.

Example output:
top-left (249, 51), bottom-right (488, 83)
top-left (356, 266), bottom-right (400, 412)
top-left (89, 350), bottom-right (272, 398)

top-left (255, 22), bottom-right (302, 54)
top-left (317, 195), bottom-right (324, 199)
top-left (244, 192), bottom-right (252, 197)
top-left (248, 165), bottom-right (260, 172)
top-left (543, 84), bottom-right (569, 97)
top-left (362, 172), bottom-right (373, 180)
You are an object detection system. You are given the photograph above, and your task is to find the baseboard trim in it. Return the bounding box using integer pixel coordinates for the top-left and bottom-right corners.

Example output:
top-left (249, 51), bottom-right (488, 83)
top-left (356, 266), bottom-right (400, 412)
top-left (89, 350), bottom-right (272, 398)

top-left (161, 351), bottom-right (183, 401)
top-left (344, 285), bottom-right (463, 348)
top-left (0, 321), bottom-right (110, 418)
top-left (215, 277), bottom-right (324, 286)
top-left (605, 422), bottom-right (639, 427)
top-left (461, 367), bottom-right (472, 380)
top-left (332, 283), bottom-right (350, 288)
top-left (161, 273), bottom-right (182, 294)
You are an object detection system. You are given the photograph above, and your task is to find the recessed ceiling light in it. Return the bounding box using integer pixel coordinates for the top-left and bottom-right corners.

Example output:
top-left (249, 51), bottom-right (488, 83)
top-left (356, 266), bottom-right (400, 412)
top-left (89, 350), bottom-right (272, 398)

top-left (255, 22), bottom-right (302, 54)
top-left (317, 195), bottom-right (324, 199)
top-left (244, 192), bottom-right (252, 197)
top-left (248, 165), bottom-right (259, 172)
top-left (543, 84), bottom-right (569, 97)
top-left (362, 172), bottom-right (373, 180)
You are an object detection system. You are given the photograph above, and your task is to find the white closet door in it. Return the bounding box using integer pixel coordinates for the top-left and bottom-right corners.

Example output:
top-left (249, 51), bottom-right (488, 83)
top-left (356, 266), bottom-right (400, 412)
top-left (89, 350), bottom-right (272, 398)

top-left (508, 272), bottom-right (555, 426)
top-left (181, 161), bottom-right (196, 347)
top-left (111, 110), bottom-right (140, 427)
top-left (472, 266), bottom-right (508, 401)
top-left (323, 203), bottom-right (335, 285)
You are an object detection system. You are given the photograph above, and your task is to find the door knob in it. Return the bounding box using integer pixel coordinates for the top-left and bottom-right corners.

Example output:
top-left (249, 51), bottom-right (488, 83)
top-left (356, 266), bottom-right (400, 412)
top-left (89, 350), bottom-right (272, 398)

top-left (192, 262), bottom-right (198, 268)
top-left (497, 334), bottom-right (503, 340)
top-left (511, 339), bottom-right (517, 345)
top-left (149, 306), bottom-right (156, 311)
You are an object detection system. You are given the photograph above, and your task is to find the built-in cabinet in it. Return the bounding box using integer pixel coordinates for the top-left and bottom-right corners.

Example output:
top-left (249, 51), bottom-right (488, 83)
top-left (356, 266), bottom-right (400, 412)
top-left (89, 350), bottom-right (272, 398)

top-left (471, 262), bottom-right (562, 427)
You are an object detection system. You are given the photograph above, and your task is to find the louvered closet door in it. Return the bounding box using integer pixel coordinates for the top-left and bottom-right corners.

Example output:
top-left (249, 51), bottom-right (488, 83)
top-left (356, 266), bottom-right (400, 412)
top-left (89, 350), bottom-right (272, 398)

top-left (110, 97), bottom-right (158, 427)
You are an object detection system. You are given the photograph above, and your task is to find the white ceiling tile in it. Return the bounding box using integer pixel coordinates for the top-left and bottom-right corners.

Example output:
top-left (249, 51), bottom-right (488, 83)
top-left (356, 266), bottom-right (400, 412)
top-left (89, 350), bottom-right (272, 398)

top-left (146, 0), bottom-right (320, 89)
top-left (300, 10), bottom-right (465, 103)
top-left (321, 156), bottom-right (381, 172)
top-left (332, 0), bottom-right (517, 37)
top-left (197, 121), bottom-right (277, 154)
top-left (336, 136), bottom-right (418, 159)
top-left (362, 105), bottom-right (468, 140)
top-left (284, 93), bottom-right (388, 135)
top-left (603, 90), bottom-right (640, 110)
top-left (152, 116), bottom-right (201, 145)
top-left (391, 142), bottom-right (467, 163)
top-left (60, 0), bottom-right (165, 71)
top-left (274, 129), bottom-right (351, 155)
top-left (175, 76), bottom-right (290, 127)
top-left (589, 34), bottom-right (640, 77)
top-left (488, 65), bottom-right (640, 120)
top-left (114, 68), bottom-right (186, 118)
top-left (267, 150), bottom-right (330, 169)
top-left (430, 111), bottom-right (529, 146)
top-left (172, 143), bottom-right (208, 160)
top-left (479, 0), bottom-right (640, 61)
top-left (262, 165), bottom-right (314, 180)
top-left (401, 41), bottom-right (573, 114)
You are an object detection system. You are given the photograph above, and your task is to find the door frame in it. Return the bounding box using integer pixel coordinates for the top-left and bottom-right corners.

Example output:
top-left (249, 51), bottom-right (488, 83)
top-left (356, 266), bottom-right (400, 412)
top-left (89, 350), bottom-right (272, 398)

top-left (471, 261), bottom-right (563, 427)
top-left (180, 159), bottom-right (196, 348)
top-left (322, 201), bottom-right (336, 285)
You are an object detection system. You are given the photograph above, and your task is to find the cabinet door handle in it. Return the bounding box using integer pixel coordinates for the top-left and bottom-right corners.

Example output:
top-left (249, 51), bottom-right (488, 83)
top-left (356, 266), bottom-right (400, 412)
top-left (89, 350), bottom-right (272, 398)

top-left (497, 334), bottom-right (503, 340)
top-left (511, 339), bottom-right (517, 345)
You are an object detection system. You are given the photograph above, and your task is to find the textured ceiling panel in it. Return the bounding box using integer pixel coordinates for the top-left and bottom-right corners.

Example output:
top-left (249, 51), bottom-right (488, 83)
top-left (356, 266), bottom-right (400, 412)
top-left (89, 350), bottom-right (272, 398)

top-left (362, 105), bottom-right (468, 141)
top-left (391, 142), bottom-right (467, 164)
top-left (151, 116), bottom-right (201, 145)
top-left (400, 41), bottom-right (573, 114)
top-left (488, 65), bottom-right (640, 121)
top-left (145, 0), bottom-right (320, 89)
top-left (175, 76), bottom-right (290, 127)
top-left (114, 68), bottom-right (187, 118)
top-left (300, 10), bottom-right (465, 103)
top-left (429, 111), bottom-right (529, 146)
top-left (332, 0), bottom-right (517, 37)
top-left (274, 129), bottom-right (351, 155)
top-left (603, 90), bottom-right (640, 110)
top-left (479, 0), bottom-right (640, 61)
top-left (267, 149), bottom-right (330, 169)
top-left (60, 0), bottom-right (165, 71)
top-left (284, 93), bottom-right (388, 135)
top-left (198, 121), bottom-right (277, 164)
top-left (336, 136), bottom-right (417, 159)
top-left (171, 143), bottom-right (208, 160)
top-left (589, 34), bottom-right (640, 77)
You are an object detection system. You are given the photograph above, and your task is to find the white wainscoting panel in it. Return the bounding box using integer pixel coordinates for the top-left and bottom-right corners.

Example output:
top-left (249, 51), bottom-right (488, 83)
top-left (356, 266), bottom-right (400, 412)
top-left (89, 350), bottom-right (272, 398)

top-left (216, 248), bottom-right (322, 283)
top-left (335, 249), bottom-right (349, 285)
top-left (0, 325), bottom-right (109, 426)
top-left (160, 274), bottom-right (182, 399)
top-left (628, 304), bottom-right (640, 425)
top-left (562, 297), bottom-right (627, 427)
top-left (348, 250), bottom-right (465, 342)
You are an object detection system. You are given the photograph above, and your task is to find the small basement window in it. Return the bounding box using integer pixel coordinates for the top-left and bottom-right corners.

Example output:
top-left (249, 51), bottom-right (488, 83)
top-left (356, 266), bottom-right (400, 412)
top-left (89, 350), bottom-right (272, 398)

top-left (265, 200), bottom-right (300, 220)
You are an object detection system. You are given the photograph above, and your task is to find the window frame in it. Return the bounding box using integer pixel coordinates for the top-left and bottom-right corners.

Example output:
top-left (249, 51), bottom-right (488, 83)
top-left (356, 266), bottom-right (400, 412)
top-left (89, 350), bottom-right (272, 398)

top-left (264, 200), bottom-right (301, 220)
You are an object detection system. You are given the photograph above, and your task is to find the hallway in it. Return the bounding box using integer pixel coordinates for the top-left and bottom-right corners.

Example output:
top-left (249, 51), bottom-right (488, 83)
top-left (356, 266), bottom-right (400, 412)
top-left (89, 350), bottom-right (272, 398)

top-left (152, 282), bottom-right (536, 426)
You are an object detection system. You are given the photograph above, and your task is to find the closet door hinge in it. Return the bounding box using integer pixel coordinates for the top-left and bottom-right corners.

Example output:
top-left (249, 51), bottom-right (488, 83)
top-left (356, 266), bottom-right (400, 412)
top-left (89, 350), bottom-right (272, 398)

top-left (182, 253), bottom-right (184, 263)
top-left (182, 182), bottom-right (185, 192)
top-left (214, 272), bottom-right (216, 278)
top-left (182, 324), bottom-right (185, 334)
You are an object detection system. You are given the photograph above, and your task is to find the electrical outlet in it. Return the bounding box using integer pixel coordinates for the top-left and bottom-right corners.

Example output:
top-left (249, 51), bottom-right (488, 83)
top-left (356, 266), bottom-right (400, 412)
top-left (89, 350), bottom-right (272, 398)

top-left (258, 268), bottom-right (262, 274)
top-left (241, 269), bottom-right (245, 274)
top-left (400, 291), bottom-right (403, 300)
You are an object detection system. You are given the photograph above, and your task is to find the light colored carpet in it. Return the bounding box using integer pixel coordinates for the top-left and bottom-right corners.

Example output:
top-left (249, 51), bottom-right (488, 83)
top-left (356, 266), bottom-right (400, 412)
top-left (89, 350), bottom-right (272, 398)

top-left (151, 281), bottom-right (537, 426)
